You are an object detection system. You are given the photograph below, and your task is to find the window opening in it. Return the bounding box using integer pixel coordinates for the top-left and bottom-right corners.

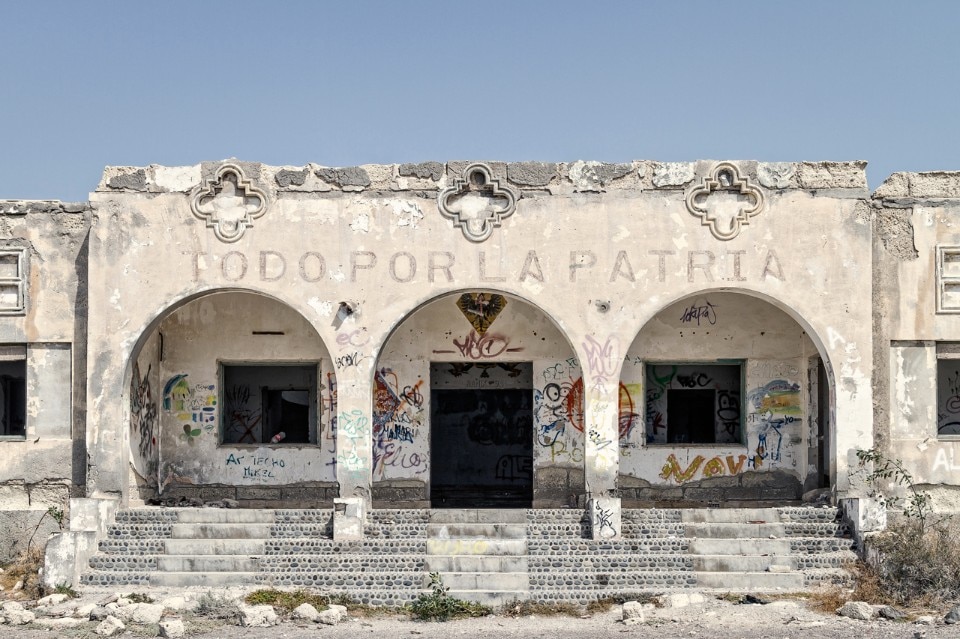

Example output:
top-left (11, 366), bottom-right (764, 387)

top-left (937, 348), bottom-right (960, 437)
top-left (0, 357), bottom-right (26, 438)
top-left (221, 364), bottom-right (317, 444)
top-left (645, 362), bottom-right (742, 445)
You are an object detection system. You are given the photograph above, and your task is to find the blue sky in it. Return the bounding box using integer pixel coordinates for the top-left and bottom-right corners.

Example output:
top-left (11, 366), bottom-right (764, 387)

top-left (2, 1), bottom-right (958, 200)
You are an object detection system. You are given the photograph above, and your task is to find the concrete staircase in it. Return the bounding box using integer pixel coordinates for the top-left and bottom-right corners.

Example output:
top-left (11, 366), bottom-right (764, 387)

top-left (425, 509), bottom-right (528, 605)
top-left (80, 506), bottom-right (854, 605)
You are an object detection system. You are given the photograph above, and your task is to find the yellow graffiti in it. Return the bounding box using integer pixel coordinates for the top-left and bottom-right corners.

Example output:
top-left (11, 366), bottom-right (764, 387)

top-left (660, 454), bottom-right (705, 482)
top-left (660, 453), bottom-right (749, 483)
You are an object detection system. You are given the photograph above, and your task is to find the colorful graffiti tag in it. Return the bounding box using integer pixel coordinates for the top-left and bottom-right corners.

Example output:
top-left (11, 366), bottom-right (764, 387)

top-left (130, 362), bottom-right (159, 477)
top-left (162, 374), bottom-right (217, 444)
top-left (659, 453), bottom-right (748, 483)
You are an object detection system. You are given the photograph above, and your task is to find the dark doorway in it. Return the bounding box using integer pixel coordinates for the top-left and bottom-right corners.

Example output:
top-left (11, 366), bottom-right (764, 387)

top-left (666, 388), bottom-right (716, 443)
top-left (430, 362), bottom-right (533, 508)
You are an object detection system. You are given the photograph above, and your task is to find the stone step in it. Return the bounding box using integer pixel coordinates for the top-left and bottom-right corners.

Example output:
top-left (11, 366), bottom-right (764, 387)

top-left (443, 590), bottom-right (529, 606)
top-left (170, 523), bottom-right (273, 539)
top-left (176, 509), bottom-right (276, 524)
top-left (680, 508), bottom-right (780, 524)
top-left (690, 554), bottom-right (796, 572)
top-left (694, 571), bottom-right (805, 590)
top-left (687, 538), bottom-right (791, 555)
top-left (530, 571), bottom-right (697, 587)
top-left (684, 522), bottom-right (785, 538)
top-left (427, 572), bottom-right (528, 591)
top-left (426, 538), bottom-right (527, 556)
top-left (81, 571), bottom-right (150, 586)
top-left (425, 555), bottom-right (527, 572)
top-left (149, 571), bottom-right (263, 587)
top-left (526, 540), bottom-right (689, 554)
top-left (156, 555), bottom-right (260, 572)
top-left (429, 509), bottom-right (528, 524)
top-left (528, 556), bottom-right (692, 570)
top-left (426, 524), bottom-right (526, 539)
top-left (165, 539), bottom-right (266, 555)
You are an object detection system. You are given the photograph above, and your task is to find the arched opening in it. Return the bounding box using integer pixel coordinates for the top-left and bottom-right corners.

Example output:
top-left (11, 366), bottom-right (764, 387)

top-left (618, 290), bottom-right (833, 506)
top-left (126, 290), bottom-right (337, 506)
top-left (372, 290), bottom-right (582, 508)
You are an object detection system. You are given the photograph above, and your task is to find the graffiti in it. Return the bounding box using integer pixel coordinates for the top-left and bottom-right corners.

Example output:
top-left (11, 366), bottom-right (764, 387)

top-left (338, 409), bottom-right (369, 439)
top-left (716, 390), bottom-right (741, 441)
top-left (747, 379), bottom-right (799, 468)
top-left (163, 374), bottom-right (217, 435)
top-left (748, 379), bottom-right (801, 415)
top-left (933, 448), bottom-right (960, 473)
top-left (679, 300), bottom-right (718, 325)
top-left (659, 453), bottom-right (749, 483)
top-left (226, 452), bottom-right (286, 481)
top-left (751, 412), bottom-right (784, 468)
top-left (594, 505), bottom-right (616, 539)
top-left (440, 330), bottom-right (520, 360)
top-left (130, 362), bottom-right (159, 474)
top-left (335, 352), bottom-right (366, 369)
top-left (322, 372), bottom-right (337, 440)
top-left (677, 373), bottom-right (712, 388)
top-left (336, 329), bottom-right (369, 349)
top-left (373, 441), bottom-right (426, 476)
top-left (456, 292), bottom-right (507, 335)
top-left (495, 454), bottom-right (532, 481)
top-left (589, 429), bottom-right (613, 450)
top-left (224, 385), bottom-right (262, 444)
top-left (400, 381), bottom-right (424, 409)
top-left (535, 374), bottom-right (638, 446)
top-left (549, 440), bottom-right (584, 463)
top-left (582, 335), bottom-right (620, 382)
top-left (467, 411), bottom-right (528, 446)
top-left (445, 362), bottom-right (524, 378)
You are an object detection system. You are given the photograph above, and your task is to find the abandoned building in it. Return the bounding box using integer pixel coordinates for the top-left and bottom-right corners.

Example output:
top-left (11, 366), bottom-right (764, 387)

top-left (0, 158), bottom-right (956, 601)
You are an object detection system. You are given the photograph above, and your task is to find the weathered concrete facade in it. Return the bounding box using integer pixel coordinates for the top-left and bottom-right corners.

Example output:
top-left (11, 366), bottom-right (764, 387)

top-left (0, 157), bottom-right (954, 577)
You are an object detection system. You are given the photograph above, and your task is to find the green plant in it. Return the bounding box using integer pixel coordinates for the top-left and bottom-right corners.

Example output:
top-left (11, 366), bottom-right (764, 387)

top-left (26, 505), bottom-right (67, 552)
top-left (501, 600), bottom-right (580, 617)
top-left (244, 588), bottom-right (331, 613)
top-left (127, 592), bottom-right (154, 604)
top-left (54, 583), bottom-right (78, 598)
top-left (193, 591), bottom-right (237, 619)
top-left (407, 573), bottom-right (491, 621)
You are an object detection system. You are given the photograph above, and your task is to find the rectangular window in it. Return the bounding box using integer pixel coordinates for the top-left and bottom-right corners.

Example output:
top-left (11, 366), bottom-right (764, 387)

top-left (937, 344), bottom-right (960, 437)
top-left (0, 346), bottom-right (27, 439)
top-left (645, 362), bottom-right (742, 445)
top-left (0, 249), bottom-right (26, 315)
top-left (221, 364), bottom-right (318, 445)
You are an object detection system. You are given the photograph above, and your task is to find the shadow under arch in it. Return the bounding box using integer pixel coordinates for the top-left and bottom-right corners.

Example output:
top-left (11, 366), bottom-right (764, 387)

top-left (122, 286), bottom-right (338, 502)
top-left (371, 287), bottom-right (585, 509)
top-left (625, 285), bottom-right (838, 492)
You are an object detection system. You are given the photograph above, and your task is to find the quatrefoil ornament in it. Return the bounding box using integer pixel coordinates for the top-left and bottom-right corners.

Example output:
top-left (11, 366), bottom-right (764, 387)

top-left (685, 162), bottom-right (766, 241)
top-left (438, 163), bottom-right (518, 242)
top-left (190, 163), bottom-right (268, 243)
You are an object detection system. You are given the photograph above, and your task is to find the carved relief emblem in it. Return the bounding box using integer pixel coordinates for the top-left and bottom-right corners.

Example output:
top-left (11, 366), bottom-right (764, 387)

top-left (190, 164), bottom-right (268, 243)
top-left (438, 164), bottom-right (518, 242)
top-left (684, 162), bottom-right (765, 241)
top-left (456, 293), bottom-right (508, 335)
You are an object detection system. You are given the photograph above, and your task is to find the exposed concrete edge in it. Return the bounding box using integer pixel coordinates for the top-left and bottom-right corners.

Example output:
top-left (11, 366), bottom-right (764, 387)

top-left (839, 496), bottom-right (886, 558)
top-left (874, 171), bottom-right (960, 200)
top-left (41, 497), bottom-right (118, 589)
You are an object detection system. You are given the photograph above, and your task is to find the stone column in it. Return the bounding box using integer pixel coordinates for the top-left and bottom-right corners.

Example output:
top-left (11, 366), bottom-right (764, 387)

top-left (580, 334), bottom-right (623, 539)
top-left (333, 361), bottom-right (375, 520)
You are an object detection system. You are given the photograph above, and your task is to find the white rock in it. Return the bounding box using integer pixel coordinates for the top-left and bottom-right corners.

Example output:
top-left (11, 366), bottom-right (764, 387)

top-left (5, 609), bottom-right (35, 625)
top-left (661, 593), bottom-right (705, 609)
top-left (317, 604), bottom-right (348, 625)
top-left (621, 601), bottom-right (645, 622)
top-left (38, 593), bottom-right (70, 606)
top-left (12, 580), bottom-right (22, 592)
top-left (160, 596), bottom-right (188, 611)
top-left (116, 597), bottom-right (133, 606)
top-left (837, 601), bottom-right (874, 621)
top-left (96, 615), bottom-right (126, 636)
top-left (238, 604), bottom-right (278, 627)
top-left (159, 617), bottom-right (186, 638)
top-left (915, 615), bottom-right (936, 625)
top-left (292, 602), bottom-right (320, 622)
top-left (1, 602), bottom-right (24, 613)
top-left (75, 603), bottom-right (98, 618)
top-left (131, 602), bottom-right (166, 625)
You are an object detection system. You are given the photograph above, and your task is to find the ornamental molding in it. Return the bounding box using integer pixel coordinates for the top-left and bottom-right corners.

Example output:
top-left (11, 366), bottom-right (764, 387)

top-left (190, 163), bottom-right (268, 243)
top-left (684, 162), bottom-right (766, 241)
top-left (438, 163), bottom-right (518, 242)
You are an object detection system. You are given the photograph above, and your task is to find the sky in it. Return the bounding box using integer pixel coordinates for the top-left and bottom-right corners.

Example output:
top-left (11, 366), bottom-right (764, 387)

top-left (1, 0), bottom-right (959, 201)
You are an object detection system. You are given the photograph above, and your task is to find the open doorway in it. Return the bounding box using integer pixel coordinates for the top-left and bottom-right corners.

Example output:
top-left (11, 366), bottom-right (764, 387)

top-left (430, 362), bottom-right (533, 508)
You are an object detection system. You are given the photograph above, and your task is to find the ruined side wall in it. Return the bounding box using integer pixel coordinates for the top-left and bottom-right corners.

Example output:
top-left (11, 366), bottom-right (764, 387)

top-left (874, 173), bottom-right (960, 511)
top-left (0, 201), bottom-right (89, 562)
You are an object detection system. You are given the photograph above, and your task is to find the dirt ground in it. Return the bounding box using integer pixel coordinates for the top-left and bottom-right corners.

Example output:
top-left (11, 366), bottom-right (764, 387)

top-left (0, 588), bottom-right (956, 639)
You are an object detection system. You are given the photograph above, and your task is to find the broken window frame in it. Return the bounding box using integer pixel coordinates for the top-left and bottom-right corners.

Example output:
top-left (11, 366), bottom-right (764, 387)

top-left (218, 361), bottom-right (320, 446)
top-left (936, 343), bottom-right (960, 440)
top-left (643, 360), bottom-right (745, 446)
top-left (0, 247), bottom-right (27, 316)
top-left (0, 345), bottom-right (27, 440)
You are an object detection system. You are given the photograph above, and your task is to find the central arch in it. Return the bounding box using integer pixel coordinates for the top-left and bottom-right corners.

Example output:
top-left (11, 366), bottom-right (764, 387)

top-left (371, 289), bottom-right (583, 508)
